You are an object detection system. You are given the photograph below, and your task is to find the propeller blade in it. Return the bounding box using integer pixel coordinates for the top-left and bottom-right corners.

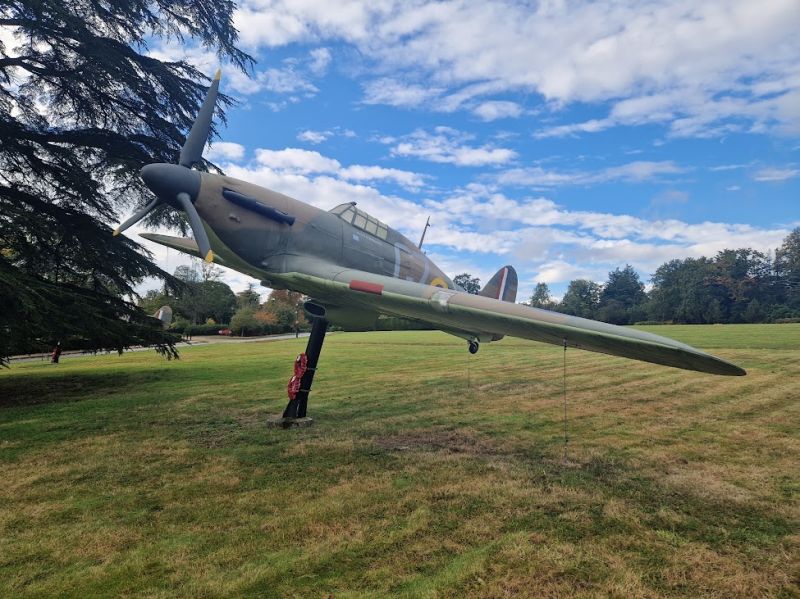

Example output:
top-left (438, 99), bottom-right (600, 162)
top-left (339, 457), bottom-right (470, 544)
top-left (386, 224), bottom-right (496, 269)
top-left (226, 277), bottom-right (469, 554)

top-left (113, 197), bottom-right (161, 236)
top-left (178, 69), bottom-right (221, 168)
top-left (176, 192), bottom-right (214, 263)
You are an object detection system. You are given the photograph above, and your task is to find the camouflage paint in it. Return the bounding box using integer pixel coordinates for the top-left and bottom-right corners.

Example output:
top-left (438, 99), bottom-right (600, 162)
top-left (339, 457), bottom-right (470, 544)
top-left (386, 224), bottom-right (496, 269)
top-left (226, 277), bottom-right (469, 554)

top-left (141, 166), bottom-right (745, 376)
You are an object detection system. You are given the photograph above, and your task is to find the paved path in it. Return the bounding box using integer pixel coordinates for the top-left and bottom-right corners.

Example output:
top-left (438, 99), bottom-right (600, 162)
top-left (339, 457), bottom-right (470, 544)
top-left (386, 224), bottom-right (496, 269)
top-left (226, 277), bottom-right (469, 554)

top-left (188, 333), bottom-right (310, 344)
top-left (9, 332), bottom-right (311, 363)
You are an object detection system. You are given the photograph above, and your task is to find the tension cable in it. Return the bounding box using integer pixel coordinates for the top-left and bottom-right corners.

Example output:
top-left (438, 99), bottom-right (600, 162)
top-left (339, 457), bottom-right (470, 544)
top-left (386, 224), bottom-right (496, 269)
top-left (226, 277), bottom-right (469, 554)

top-left (562, 337), bottom-right (568, 465)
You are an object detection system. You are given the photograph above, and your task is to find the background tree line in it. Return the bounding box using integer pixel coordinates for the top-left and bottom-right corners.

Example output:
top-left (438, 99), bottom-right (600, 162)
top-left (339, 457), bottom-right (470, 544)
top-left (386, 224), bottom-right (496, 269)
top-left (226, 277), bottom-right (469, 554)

top-left (1, 0), bottom-right (250, 362)
top-left (523, 228), bottom-right (800, 325)
top-left (138, 263), bottom-right (307, 336)
top-left (142, 226), bottom-right (799, 340)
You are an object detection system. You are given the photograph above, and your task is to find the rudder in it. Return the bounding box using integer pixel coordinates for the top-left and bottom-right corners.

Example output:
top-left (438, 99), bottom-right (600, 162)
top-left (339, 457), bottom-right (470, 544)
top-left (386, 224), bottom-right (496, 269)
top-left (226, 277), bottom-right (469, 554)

top-left (478, 265), bottom-right (517, 303)
top-left (478, 266), bottom-right (517, 342)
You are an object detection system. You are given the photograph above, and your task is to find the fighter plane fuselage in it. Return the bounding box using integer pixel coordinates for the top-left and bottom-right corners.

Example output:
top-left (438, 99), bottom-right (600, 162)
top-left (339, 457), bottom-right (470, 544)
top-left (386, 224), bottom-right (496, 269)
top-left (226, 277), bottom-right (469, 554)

top-left (128, 73), bottom-right (747, 379)
top-left (191, 171), bottom-right (455, 291)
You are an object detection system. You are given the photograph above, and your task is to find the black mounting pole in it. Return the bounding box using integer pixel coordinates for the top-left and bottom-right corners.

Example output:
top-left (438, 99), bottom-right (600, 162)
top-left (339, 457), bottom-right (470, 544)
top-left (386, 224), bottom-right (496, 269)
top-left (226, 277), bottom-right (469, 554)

top-left (282, 317), bottom-right (328, 419)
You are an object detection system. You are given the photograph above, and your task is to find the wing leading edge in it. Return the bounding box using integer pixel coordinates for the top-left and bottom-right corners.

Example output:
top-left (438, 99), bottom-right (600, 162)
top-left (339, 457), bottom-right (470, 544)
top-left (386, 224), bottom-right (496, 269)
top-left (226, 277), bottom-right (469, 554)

top-left (279, 269), bottom-right (746, 377)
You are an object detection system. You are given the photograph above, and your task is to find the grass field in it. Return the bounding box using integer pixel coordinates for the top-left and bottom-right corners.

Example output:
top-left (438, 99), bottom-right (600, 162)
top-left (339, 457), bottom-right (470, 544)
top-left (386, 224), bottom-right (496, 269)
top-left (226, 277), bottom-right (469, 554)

top-left (1, 325), bottom-right (798, 598)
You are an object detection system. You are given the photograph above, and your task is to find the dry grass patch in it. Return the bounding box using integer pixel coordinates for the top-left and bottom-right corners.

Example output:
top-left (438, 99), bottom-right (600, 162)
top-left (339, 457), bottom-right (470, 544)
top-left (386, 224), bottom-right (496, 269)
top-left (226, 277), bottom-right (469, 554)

top-left (1, 327), bottom-right (798, 597)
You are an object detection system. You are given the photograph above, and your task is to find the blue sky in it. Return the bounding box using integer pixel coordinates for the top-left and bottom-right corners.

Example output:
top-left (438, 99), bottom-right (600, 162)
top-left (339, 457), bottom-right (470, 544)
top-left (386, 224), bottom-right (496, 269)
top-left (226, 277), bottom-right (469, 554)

top-left (132, 0), bottom-right (799, 300)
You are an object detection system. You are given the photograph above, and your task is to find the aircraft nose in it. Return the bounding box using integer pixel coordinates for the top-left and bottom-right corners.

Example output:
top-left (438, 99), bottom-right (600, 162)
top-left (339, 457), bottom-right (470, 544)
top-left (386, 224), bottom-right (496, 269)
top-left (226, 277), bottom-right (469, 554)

top-left (140, 163), bottom-right (201, 204)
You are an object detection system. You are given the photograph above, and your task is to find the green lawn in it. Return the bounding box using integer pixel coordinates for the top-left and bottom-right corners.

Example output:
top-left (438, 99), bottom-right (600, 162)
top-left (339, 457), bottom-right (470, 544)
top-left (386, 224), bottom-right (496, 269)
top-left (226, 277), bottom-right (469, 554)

top-left (1, 325), bottom-right (798, 598)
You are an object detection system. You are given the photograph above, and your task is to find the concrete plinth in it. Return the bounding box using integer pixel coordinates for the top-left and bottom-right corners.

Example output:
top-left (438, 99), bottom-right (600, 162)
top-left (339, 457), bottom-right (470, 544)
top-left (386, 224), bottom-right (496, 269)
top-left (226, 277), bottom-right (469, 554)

top-left (267, 415), bottom-right (314, 429)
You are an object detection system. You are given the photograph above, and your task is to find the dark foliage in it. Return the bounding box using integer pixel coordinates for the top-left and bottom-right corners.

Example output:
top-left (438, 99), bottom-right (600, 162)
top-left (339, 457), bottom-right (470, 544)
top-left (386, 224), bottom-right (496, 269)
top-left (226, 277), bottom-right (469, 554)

top-left (527, 282), bottom-right (555, 309)
top-left (559, 279), bottom-right (601, 319)
top-left (539, 228), bottom-right (800, 325)
top-left (0, 259), bottom-right (179, 362)
top-left (0, 0), bottom-right (253, 361)
top-left (453, 273), bottom-right (481, 294)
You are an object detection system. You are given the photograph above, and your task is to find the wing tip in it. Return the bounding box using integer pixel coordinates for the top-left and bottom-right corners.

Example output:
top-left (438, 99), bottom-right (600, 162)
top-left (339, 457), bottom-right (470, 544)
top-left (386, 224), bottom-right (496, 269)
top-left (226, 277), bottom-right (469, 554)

top-left (727, 364), bottom-right (747, 376)
top-left (697, 355), bottom-right (746, 376)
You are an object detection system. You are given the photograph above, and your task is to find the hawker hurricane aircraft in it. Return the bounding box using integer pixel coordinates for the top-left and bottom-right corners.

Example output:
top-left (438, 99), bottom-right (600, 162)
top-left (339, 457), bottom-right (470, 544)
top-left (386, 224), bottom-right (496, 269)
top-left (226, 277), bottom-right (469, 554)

top-left (115, 72), bottom-right (745, 419)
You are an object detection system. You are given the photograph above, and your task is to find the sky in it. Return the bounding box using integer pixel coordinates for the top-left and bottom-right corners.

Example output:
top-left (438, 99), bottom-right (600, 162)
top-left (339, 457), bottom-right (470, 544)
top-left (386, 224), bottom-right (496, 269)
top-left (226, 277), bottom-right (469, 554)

top-left (127, 0), bottom-right (800, 301)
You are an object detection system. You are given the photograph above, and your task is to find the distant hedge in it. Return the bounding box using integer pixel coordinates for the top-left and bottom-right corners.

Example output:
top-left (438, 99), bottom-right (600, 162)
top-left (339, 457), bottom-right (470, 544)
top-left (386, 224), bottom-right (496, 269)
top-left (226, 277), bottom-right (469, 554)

top-left (171, 323), bottom-right (228, 336)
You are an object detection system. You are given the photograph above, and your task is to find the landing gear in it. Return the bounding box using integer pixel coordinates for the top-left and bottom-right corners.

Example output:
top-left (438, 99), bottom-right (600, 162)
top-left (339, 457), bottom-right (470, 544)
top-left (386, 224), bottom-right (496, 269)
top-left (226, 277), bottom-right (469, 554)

top-left (468, 340), bottom-right (480, 354)
top-left (271, 317), bottom-right (329, 427)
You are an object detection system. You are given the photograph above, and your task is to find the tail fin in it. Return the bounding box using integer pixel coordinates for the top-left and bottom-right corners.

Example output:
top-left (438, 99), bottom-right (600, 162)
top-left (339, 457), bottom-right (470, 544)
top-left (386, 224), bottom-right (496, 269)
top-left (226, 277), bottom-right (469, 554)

top-left (479, 265), bottom-right (517, 303)
top-left (479, 266), bottom-right (517, 342)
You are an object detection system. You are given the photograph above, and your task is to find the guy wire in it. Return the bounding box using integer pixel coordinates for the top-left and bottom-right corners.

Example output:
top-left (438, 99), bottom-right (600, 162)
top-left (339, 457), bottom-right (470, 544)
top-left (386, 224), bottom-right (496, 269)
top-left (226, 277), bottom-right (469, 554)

top-left (563, 337), bottom-right (568, 464)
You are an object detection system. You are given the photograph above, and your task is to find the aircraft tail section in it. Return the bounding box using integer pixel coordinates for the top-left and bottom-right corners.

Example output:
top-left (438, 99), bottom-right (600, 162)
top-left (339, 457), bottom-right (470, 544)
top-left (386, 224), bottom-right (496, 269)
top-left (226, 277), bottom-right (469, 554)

top-left (152, 305), bottom-right (173, 329)
top-left (478, 266), bottom-right (517, 341)
top-left (479, 265), bottom-right (517, 303)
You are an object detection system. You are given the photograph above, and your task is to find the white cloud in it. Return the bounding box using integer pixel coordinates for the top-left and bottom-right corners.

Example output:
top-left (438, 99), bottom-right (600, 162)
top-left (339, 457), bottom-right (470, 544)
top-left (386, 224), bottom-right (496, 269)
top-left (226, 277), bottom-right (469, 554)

top-left (650, 189), bottom-right (689, 206)
top-left (261, 67), bottom-right (317, 94)
top-left (308, 47), bottom-right (332, 75)
top-left (710, 163), bottom-right (751, 172)
top-left (752, 166), bottom-right (799, 182)
top-left (233, 6), bottom-right (312, 48)
top-left (389, 127), bottom-right (517, 166)
top-left (205, 142), bottom-right (246, 162)
top-left (147, 41), bottom-right (331, 98)
top-left (537, 76), bottom-right (800, 139)
top-left (233, 0), bottom-right (382, 48)
top-left (297, 127), bottom-right (357, 144)
top-left (339, 165), bottom-right (427, 190)
top-left (419, 186), bottom-right (790, 285)
top-left (297, 129), bottom-right (332, 144)
top-left (498, 161), bottom-right (685, 187)
top-left (534, 118), bottom-right (614, 139)
top-left (472, 100), bottom-right (523, 121)
top-left (534, 260), bottom-right (609, 285)
top-left (230, 0), bottom-right (800, 135)
top-left (362, 78), bottom-right (444, 107)
top-left (239, 147), bottom-right (428, 190)
top-left (255, 148), bottom-right (341, 173)
top-left (145, 43), bottom-right (271, 97)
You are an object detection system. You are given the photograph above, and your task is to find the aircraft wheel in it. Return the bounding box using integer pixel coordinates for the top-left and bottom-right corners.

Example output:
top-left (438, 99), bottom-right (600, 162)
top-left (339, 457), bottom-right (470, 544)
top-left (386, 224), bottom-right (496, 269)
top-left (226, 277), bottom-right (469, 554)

top-left (468, 340), bottom-right (479, 354)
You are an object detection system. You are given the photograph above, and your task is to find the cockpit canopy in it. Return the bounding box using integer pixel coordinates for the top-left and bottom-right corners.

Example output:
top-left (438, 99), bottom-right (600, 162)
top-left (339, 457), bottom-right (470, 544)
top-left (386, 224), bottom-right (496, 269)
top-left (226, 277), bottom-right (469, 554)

top-left (330, 202), bottom-right (389, 240)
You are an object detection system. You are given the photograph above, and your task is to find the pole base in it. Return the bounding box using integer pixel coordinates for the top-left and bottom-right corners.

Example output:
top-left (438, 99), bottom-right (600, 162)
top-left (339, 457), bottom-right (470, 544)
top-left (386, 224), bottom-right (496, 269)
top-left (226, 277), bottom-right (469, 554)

top-left (267, 415), bottom-right (314, 429)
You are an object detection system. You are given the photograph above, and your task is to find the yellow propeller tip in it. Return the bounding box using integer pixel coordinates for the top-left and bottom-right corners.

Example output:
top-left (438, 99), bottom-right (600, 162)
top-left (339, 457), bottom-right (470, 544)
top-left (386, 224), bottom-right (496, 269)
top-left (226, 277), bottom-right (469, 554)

top-left (204, 250), bottom-right (214, 263)
top-left (113, 228), bottom-right (120, 236)
top-left (214, 68), bottom-right (222, 81)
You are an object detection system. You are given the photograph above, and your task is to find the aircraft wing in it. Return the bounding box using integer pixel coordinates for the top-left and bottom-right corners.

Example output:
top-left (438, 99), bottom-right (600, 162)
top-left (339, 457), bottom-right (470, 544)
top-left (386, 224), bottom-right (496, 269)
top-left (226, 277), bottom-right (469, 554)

top-left (139, 233), bottom-right (230, 267)
top-left (279, 268), bottom-right (746, 376)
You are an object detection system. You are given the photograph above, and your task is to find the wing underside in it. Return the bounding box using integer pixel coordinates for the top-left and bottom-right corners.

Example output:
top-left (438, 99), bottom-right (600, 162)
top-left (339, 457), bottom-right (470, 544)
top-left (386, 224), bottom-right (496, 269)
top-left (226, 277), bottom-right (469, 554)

top-left (140, 233), bottom-right (202, 257)
top-left (139, 233), bottom-right (231, 268)
top-left (279, 269), bottom-right (745, 376)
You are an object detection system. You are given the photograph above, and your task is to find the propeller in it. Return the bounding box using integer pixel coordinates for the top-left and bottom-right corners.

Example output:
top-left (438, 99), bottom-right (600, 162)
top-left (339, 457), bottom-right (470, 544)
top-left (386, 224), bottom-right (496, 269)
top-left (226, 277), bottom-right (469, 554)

top-left (176, 192), bottom-right (213, 263)
top-left (114, 69), bottom-right (221, 263)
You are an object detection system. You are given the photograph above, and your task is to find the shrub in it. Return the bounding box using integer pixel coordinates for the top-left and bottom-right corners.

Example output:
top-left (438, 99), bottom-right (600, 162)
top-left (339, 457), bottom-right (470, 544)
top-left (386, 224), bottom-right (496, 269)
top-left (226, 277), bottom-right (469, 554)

top-left (182, 323), bottom-right (228, 336)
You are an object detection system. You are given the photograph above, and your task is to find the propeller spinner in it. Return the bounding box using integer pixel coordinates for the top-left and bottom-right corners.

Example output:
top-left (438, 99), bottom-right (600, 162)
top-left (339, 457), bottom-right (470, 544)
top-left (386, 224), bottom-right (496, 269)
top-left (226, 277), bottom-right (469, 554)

top-left (113, 69), bottom-right (222, 263)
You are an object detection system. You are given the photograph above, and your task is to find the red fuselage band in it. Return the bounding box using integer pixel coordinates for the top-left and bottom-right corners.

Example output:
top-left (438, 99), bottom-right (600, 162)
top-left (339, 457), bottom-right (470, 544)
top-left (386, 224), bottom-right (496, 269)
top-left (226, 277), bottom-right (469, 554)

top-left (349, 280), bottom-right (384, 295)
